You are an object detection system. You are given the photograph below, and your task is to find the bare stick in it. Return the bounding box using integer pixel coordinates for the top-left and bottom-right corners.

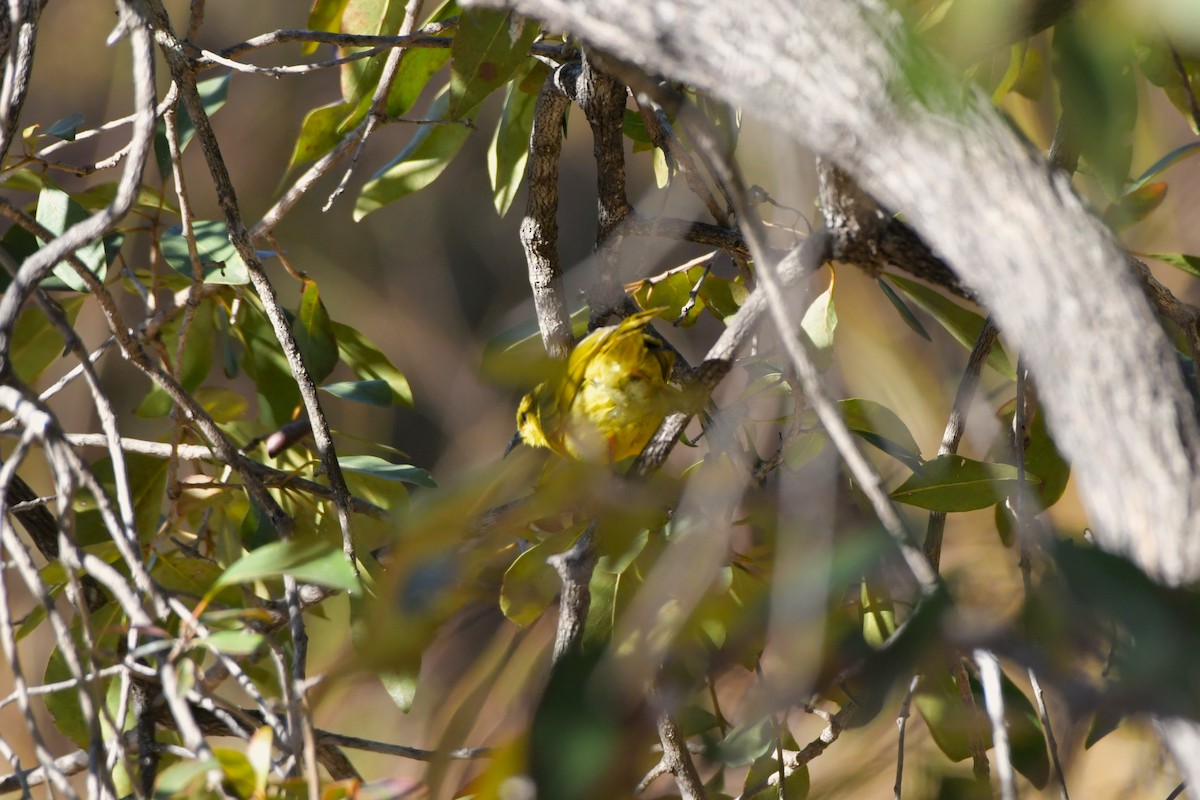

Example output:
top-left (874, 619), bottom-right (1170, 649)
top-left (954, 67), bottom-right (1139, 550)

top-left (655, 711), bottom-right (706, 800)
top-left (520, 62), bottom-right (578, 358)
top-left (975, 650), bottom-right (1015, 800)
top-left (894, 675), bottom-right (919, 800)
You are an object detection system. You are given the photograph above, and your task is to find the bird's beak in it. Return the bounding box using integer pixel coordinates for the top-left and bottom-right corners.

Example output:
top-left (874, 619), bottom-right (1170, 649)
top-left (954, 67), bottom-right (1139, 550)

top-left (503, 430), bottom-right (524, 458)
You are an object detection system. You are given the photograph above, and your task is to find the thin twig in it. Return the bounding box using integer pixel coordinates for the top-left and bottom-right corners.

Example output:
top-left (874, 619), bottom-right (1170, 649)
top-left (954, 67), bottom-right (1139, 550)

top-left (894, 674), bottom-right (919, 800)
top-left (924, 318), bottom-right (999, 570)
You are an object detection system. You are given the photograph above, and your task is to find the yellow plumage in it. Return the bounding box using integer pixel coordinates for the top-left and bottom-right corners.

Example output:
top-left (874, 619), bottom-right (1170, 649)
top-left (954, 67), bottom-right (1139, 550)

top-left (514, 309), bottom-right (676, 463)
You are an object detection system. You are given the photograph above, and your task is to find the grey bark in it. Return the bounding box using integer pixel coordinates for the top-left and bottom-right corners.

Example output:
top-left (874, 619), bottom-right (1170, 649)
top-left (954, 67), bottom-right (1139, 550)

top-left (463, 0), bottom-right (1200, 784)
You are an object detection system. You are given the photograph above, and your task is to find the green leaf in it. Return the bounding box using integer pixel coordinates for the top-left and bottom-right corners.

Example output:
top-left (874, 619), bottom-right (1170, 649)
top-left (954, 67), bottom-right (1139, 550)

top-left (799, 271), bottom-right (837, 371)
top-left (1104, 181), bottom-right (1168, 231)
top-left (213, 747), bottom-right (258, 800)
top-left (46, 112), bottom-right (85, 141)
top-left (11, 296), bottom-right (84, 383)
top-left (214, 537), bottom-right (360, 594)
top-left (989, 404), bottom-right (1071, 509)
top-left (338, 0), bottom-right (402, 103)
top-left (743, 757), bottom-right (809, 800)
top-left (196, 386), bottom-right (249, 423)
top-left (286, 100), bottom-right (355, 173)
top-left (136, 303), bottom-right (217, 418)
top-left (884, 273), bottom-right (1014, 378)
top-left (1148, 252), bottom-right (1200, 278)
top-left (305, 0), bottom-right (350, 55)
top-left (623, 108), bottom-right (653, 146)
top-left (892, 454), bottom-right (1029, 512)
top-left (914, 665), bottom-right (1049, 788)
top-left (156, 72), bottom-right (231, 176)
top-left (379, 666), bottom-right (420, 712)
top-left (321, 378), bottom-right (394, 406)
top-left (1052, 15), bottom-right (1136, 197)
top-left (203, 629), bottom-right (266, 657)
top-left (354, 89), bottom-right (475, 219)
top-left (838, 398), bottom-right (922, 469)
top-left (385, 25), bottom-right (455, 118)
top-left (447, 8), bottom-right (540, 120)
top-left (488, 72), bottom-right (538, 216)
top-left (861, 579), bottom-right (896, 648)
top-left (716, 718), bottom-right (774, 766)
top-left (782, 431), bottom-right (826, 470)
top-left (1137, 42), bottom-right (1200, 135)
top-left (181, 73), bottom-right (231, 153)
top-left (1127, 141), bottom-right (1200, 193)
top-left (153, 758), bottom-right (220, 796)
top-left (629, 260), bottom-right (710, 326)
top-left (33, 187), bottom-right (114, 291)
top-left (44, 604), bottom-right (123, 747)
top-left (500, 527), bottom-right (581, 625)
top-left (160, 220), bottom-right (252, 285)
top-left (87, 452), bottom-right (170, 542)
top-left (292, 279), bottom-right (339, 383)
top-left (338, 455), bottom-right (436, 487)
top-left (331, 321), bottom-right (413, 405)
top-left (877, 277), bottom-right (931, 340)
top-left (237, 301), bottom-right (300, 428)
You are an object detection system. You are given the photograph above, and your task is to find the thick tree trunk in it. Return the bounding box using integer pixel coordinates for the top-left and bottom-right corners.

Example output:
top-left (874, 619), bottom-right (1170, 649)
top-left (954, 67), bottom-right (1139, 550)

top-left (465, 0), bottom-right (1200, 783)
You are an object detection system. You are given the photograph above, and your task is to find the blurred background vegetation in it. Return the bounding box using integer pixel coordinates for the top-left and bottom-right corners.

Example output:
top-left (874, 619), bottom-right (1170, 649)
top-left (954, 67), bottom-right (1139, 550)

top-left (3, 0), bottom-right (1200, 797)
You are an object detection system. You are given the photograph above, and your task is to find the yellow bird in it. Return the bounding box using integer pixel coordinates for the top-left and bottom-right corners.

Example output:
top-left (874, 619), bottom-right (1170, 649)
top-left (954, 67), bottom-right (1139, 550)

top-left (509, 309), bottom-right (676, 463)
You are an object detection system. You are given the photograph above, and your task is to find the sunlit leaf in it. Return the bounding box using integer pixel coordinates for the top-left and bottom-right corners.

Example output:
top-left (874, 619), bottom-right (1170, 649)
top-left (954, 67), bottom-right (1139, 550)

top-left (1147, 252), bottom-right (1200, 278)
top-left (160, 220), bottom-right (253, 285)
top-left (286, 100), bottom-right (355, 173)
top-left (213, 747), bottom-right (257, 799)
top-left (384, 2), bottom-right (459, 117)
top-left (489, 70), bottom-right (538, 216)
top-left (331, 321), bottom-right (413, 406)
top-left (799, 270), bottom-right (837, 371)
top-left (305, 0), bottom-right (350, 55)
top-left (1104, 181), bottom-right (1167, 231)
top-left (32, 187), bottom-right (114, 291)
top-left (46, 112), bottom-right (85, 141)
top-left (214, 537), bottom-right (360, 594)
top-left (355, 89), bottom-right (475, 219)
top-left (203, 629), bottom-right (266, 657)
top-left (339, 455), bottom-right (436, 487)
top-left (447, 8), bottom-right (540, 120)
top-left (892, 454), bottom-right (1029, 512)
top-left (155, 72), bottom-right (231, 176)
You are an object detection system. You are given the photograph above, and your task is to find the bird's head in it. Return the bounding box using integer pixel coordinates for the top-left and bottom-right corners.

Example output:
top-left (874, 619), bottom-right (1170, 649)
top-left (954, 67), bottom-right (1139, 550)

top-left (506, 386), bottom-right (550, 456)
